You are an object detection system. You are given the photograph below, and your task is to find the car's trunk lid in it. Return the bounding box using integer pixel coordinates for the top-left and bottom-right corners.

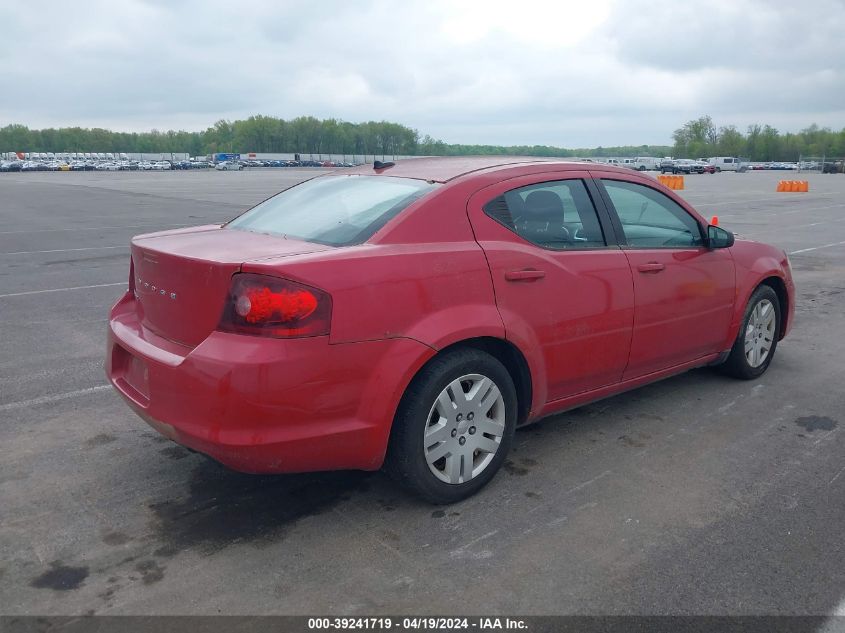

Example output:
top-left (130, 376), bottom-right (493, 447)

top-left (131, 225), bottom-right (330, 347)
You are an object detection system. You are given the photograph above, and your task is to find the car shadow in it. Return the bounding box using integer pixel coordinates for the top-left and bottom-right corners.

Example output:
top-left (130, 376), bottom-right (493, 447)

top-left (146, 457), bottom-right (376, 557)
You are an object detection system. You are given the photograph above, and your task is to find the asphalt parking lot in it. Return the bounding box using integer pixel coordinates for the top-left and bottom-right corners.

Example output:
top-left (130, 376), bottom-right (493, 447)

top-left (1, 168), bottom-right (844, 616)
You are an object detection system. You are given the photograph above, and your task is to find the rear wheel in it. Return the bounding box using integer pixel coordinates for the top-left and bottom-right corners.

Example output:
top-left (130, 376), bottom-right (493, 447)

top-left (385, 348), bottom-right (517, 504)
top-left (720, 285), bottom-right (781, 379)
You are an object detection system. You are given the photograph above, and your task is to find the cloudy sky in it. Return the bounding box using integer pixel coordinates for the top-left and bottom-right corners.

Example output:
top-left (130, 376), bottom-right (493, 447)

top-left (1, 0), bottom-right (843, 147)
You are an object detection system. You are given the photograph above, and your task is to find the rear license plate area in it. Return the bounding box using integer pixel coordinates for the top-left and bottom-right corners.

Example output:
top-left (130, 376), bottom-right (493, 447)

top-left (112, 345), bottom-right (150, 405)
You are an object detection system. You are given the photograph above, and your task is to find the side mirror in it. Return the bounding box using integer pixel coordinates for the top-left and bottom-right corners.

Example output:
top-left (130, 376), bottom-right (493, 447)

top-left (708, 225), bottom-right (735, 249)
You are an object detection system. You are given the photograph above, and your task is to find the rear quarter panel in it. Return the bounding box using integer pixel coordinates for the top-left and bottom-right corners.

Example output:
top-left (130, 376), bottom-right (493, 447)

top-left (240, 182), bottom-right (507, 349)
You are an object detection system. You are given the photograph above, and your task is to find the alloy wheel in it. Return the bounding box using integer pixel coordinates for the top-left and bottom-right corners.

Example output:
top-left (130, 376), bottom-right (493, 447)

top-left (744, 299), bottom-right (776, 368)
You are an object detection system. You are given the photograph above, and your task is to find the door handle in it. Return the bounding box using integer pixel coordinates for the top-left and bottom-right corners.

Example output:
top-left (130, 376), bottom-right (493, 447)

top-left (504, 269), bottom-right (546, 282)
top-left (637, 262), bottom-right (665, 273)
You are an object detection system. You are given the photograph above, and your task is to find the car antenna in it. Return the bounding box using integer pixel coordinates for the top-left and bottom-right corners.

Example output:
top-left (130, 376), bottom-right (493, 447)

top-left (373, 160), bottom-right (395, 170)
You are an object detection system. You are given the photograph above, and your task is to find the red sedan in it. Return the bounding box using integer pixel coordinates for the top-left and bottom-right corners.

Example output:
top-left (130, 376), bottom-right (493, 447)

top-left (107, 158), bottom-right (795, 503)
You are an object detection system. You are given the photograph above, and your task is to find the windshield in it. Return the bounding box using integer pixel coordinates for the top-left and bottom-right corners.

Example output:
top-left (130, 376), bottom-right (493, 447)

top-left (226, 175), bottom-right (439, 246)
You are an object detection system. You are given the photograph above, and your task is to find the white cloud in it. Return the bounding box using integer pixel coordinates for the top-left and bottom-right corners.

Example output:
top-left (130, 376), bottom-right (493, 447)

top-left (0, 0), bottom-right (842, 146)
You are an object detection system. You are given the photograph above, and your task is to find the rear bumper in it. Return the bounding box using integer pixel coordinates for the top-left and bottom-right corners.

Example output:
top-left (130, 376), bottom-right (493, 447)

top-left (106, 292), bottom-right (434, 473)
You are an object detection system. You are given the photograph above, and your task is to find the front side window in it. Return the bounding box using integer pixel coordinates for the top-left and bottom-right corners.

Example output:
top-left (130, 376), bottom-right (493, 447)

top-left (227, 175), bottom-right (438, 246)
top-left (601, 180), bottom-right (703, 248)
top-left (483, 179), bottom-right (606, 250)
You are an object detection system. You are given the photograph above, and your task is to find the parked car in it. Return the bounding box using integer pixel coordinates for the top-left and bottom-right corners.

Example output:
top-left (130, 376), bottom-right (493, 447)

top-left (674, 159), bottom-right (700, 174)
top-left (107, 158), bottom-right (795, 503)
top-left (659, 159), bottom-right (676, 173)
top-left (661, 159), bottom-right (690, 174)
top-left (695, 160), bottom-right (716, 174)
top-left (215, 160), bottom-right (243, 171)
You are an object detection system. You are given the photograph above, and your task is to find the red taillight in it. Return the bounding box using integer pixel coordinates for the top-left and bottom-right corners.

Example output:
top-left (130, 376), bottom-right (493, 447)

top-left (218, 273), bottom-right (331, 338)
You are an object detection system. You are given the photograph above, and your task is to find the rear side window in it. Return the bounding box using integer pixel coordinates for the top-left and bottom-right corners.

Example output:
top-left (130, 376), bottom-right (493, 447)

top-left (227, 175), bottom-right (438, 246)
top-left (601, 180), bottom-right (703, 248)
top-left (483, 179), bottom-right (606, 250)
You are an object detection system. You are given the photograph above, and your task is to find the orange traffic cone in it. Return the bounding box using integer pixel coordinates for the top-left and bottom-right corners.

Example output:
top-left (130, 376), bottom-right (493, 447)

top-left (675, 175), bottom-right (684, 190)
top-left (800, 181), bottom-right (809, 192)
top-left (776, 181), bottom-right (785, 192)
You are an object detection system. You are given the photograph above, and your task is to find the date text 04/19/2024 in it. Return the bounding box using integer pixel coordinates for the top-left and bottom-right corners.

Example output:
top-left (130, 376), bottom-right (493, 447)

top-left (306, 617), bottom-right (528, 630)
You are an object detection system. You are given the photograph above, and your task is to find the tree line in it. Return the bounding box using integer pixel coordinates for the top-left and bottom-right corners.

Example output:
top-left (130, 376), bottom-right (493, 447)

top-left (0, 117), bottom-right (422, 158)
top-left (673, 115), bottom-right (845, 161)
top-left (1, 114), bottom-right (843, 160)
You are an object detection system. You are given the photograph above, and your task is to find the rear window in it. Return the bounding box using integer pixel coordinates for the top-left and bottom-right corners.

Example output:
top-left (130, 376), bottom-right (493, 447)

top-left (226, 175), bottom-right (438, 246)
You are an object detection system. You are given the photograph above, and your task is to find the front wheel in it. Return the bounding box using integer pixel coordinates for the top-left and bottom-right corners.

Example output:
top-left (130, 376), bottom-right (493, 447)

top-left (385, 348), bottom-right (517, 504)
top-left (719, 285), bottom-right (781, 379)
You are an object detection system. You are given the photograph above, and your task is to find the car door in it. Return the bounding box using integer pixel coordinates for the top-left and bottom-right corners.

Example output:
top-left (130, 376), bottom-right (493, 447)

top-left (467, 172), bottom-right (634, 403)
top-left (593, 175), bottom-right (736, 379)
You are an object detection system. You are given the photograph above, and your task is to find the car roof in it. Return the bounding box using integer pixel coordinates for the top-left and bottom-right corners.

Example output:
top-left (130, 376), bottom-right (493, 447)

top-left (344, 156), bottom-right (630, 183)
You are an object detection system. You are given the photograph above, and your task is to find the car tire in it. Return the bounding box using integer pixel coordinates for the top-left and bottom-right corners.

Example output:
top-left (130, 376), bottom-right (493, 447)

top-left (719, 285), bottom-right (781, 380)
top-left (385, 348), bottom-right (517, 504)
